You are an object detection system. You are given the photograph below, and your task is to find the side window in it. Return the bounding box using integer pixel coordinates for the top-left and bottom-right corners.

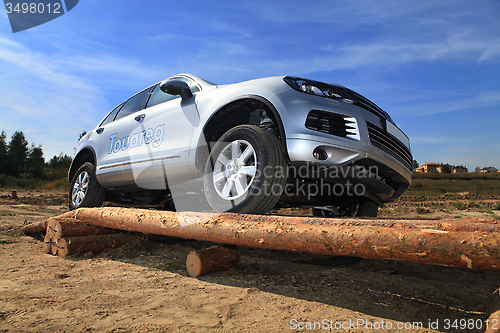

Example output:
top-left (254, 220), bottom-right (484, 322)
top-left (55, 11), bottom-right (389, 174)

top-left (100, 102), bottom-right (124, 126)
top-left (146, 83), bottom-right (178, 108)
top-left (144, 77), bottom-right (200, 109)
top-left (115, 86), bottom-right (154, 121)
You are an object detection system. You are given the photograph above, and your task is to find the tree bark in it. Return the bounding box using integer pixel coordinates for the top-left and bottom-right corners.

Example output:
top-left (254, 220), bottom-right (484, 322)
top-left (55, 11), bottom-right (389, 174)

top-left (52, 219), bottom-right (116, 238)
top-left (58, 207), bottom-right (500, 271)
top-left (31, 208), bottom-right (500, 270)
top-left (21, 220), bottom-right (47, 234)
top-left (56, 233), bottom-right (138, 257)
top-left (186, 245), bottom-right (240, 277)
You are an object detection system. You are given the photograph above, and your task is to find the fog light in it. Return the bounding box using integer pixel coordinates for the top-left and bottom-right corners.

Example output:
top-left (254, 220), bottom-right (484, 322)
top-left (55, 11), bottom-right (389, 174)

top-left (313, 147), bottom-right (328, 161)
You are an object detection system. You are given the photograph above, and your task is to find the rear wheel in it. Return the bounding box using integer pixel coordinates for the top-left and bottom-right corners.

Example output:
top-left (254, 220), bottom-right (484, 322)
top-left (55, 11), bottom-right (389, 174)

top-left (203, 125), bottom-right (286, 214)
top-left (313, 201), bottom-right (379, 217)
top-left (68, 162), bottom-right (106, 210)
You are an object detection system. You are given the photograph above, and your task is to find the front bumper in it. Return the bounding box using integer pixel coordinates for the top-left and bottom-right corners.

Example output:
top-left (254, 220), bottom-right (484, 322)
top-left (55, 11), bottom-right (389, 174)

top-left (285, 134), bottom-right (411, 204)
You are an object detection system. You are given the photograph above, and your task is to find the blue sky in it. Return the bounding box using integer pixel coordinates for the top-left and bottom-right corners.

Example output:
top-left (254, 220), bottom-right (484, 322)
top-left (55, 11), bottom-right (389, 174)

top-left (0, 0), bottom-right (499, 170)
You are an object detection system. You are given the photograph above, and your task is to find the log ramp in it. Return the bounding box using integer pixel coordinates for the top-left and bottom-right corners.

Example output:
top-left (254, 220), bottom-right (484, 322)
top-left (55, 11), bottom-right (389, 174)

top-left (21, 207), bottom-right (500, 332)
top-left (21, 207), bottom-right (500, 272)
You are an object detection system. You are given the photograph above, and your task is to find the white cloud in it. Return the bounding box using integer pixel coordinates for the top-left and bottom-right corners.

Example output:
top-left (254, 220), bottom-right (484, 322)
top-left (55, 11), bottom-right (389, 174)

top-left (0, 37), bottom-right (107, 159)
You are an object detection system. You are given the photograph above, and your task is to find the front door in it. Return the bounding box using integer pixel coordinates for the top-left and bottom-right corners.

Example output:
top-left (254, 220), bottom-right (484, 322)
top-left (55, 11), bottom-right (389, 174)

top-left (124, 80), bottom-right (199, 190)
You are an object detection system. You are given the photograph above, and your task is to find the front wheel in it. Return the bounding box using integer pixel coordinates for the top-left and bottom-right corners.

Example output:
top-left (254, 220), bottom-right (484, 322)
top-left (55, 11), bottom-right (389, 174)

top-left (203, 125), bottom-right (286, 214)
top-left (68, 162), bottom-right (106, 210)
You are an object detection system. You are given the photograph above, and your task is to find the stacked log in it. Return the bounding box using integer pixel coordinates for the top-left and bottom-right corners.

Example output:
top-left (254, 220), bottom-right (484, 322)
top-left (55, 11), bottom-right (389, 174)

top-left (46, 218), bottom-right (118, 256)
top-left (56, 233), bottom-right (139, 257)
top-left (23, 216), bottom-right (135, 257)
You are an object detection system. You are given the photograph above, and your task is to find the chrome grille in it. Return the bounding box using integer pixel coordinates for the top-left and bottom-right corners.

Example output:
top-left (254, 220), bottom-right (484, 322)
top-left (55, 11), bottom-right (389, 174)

top-left (367, 122), bottom-right (412, 170)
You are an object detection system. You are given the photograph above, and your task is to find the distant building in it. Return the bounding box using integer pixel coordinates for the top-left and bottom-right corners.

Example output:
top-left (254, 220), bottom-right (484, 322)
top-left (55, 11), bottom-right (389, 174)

top-left (415, 162), bottom-right (440, 173)
top-left (480, 167), bottom-right (498, 173)
top-left (453, 165), bottom-right (468, 173)
top-left (415, 162), bottom-right (468, 173)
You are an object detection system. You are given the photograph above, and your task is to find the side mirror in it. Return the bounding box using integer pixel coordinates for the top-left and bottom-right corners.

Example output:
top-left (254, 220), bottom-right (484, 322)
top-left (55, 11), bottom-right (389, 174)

top-left (160, 80), bottom-right (193, 101)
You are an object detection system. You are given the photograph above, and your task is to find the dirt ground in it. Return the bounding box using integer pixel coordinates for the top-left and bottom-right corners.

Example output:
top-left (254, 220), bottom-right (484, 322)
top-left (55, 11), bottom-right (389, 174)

top-left (1, 190), bottom-right (499, 333)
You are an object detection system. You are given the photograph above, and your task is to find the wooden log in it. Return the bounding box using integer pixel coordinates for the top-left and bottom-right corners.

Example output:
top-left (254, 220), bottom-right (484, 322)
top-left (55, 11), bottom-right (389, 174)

top-left (53, 219), bottom-right (116, 238)
top-left (50, 219), bottom-right (116, 255)
top-left (56, 233), bottom-right (138, 257)
top-left (186, 245), bottom-right (240, 277)
top-left (47, 219), bottom-right (60, 255)
top-left (42, 223), bottom-right (55, 254)
top-left (53, 209), bottom-right (500, 232)
top-left (62, 207), bottom-right (500, 271)
top-left (43, 219), bottom-right (57, 255)
top-left (21, 220), bottom-right (47, 234)
top-left (11, 190), bottom-right (18, 199)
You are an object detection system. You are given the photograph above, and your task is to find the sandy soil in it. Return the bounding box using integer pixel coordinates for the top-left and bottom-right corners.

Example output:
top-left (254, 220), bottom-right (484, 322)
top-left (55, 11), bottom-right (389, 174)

top-left (0, 191), bottom-right (499, 332)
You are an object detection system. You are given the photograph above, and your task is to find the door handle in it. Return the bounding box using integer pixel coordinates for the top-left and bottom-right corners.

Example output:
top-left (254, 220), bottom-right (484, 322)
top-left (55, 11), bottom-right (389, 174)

top-left (135, 114), bottom-right (146, 122)
top-left (96, 128), bottom-right (104, 134)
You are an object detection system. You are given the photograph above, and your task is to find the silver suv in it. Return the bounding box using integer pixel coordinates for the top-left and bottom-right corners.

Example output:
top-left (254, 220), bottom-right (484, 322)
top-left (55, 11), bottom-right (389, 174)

top-left (68, 74), bottom-right (412, 217)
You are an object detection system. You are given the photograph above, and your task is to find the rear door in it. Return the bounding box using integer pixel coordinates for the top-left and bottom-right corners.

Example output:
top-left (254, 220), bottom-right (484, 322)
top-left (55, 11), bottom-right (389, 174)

top-left (94, 86), bottom-right (154, 188)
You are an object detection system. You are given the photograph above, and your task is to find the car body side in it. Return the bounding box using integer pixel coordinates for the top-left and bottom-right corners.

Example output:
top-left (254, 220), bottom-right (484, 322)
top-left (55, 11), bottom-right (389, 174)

top-left (69, 74), bottom-right (412, 207)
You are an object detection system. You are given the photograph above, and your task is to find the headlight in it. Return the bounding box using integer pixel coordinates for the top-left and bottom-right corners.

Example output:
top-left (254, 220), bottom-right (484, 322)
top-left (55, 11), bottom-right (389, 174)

top-left (284, 76), bottom-right (355, 105)
top-left (283, 76), bottom-right (394, 123)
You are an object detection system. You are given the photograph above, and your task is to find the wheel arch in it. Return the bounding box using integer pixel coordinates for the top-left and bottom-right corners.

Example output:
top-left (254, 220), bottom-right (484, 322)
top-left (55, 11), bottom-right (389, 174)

top-left (195, 95), bottom-right (289, 171)
top-left (68, 148), bottom-right (96, 182)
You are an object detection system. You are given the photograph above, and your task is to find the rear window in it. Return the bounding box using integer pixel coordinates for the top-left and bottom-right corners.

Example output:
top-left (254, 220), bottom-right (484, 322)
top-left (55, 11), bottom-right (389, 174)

top-left (100, 102), bottom-right (124, 126)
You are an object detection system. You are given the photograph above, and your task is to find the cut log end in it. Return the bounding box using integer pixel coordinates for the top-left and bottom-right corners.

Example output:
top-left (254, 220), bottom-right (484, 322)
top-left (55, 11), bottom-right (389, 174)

top-left (42, 232), bottom-right (54, 254)
top-left (57, 238), bottom-right (69, 257)
top-left (186, 245), bottom-right (240, 277)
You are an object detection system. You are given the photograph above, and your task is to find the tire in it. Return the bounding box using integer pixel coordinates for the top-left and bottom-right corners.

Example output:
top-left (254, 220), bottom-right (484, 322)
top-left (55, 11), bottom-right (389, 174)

top-left (68, 162), bottom-right (106, 210)
top-left (203, 125), bottom-right (286, 214)
top-left (357, 201), bottom-right (379, 217)
top-left (313, 201), bottom-right (379, 217)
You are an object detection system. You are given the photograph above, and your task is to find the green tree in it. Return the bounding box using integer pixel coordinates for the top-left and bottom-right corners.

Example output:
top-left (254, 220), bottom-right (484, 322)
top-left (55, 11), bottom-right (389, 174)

top-left (27, 144), bottom-right (45, 178)
top-left (48, 153), bottom-right (72, 170)
top-left (6, 131), bottom-right (28, 177)
top-left (441, 165), bottom-right (452, 174)
top-left (0, 131), bottom-right (7, 174)
top-left (412, 160), bottom-right (419, 170)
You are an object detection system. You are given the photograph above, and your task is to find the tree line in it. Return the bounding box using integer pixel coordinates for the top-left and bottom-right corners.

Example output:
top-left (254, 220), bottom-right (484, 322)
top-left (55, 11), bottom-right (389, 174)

top-left (0, 130), bottom-right (72, 180)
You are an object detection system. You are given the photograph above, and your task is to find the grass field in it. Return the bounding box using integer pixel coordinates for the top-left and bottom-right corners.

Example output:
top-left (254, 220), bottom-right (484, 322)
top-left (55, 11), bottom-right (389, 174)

top-left (2, 170), bottom-right (500, 197)
top-left (405, 172), bottom-right (500, 196)
top-left (0, 173), bottom-right (70, 191)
